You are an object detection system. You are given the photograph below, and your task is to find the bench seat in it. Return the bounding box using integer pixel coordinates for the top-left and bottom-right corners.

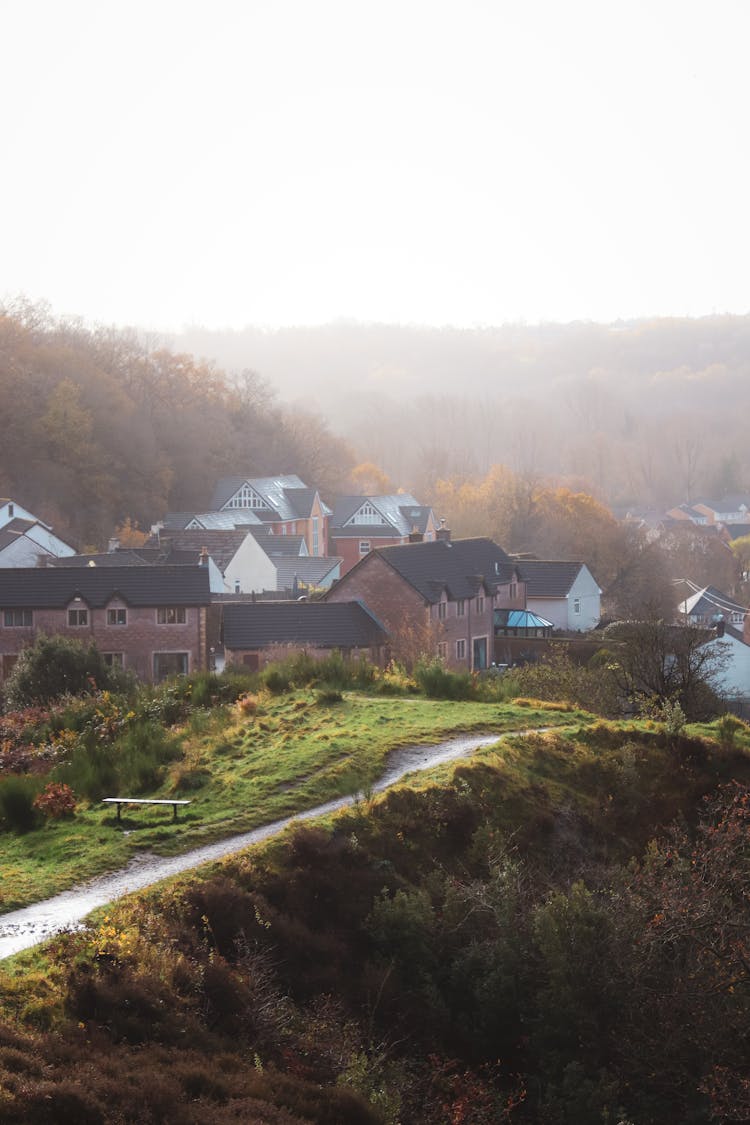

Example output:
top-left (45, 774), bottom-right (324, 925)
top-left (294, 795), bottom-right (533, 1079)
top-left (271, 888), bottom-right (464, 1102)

top-left (102, 797), bottom-right (191, 822)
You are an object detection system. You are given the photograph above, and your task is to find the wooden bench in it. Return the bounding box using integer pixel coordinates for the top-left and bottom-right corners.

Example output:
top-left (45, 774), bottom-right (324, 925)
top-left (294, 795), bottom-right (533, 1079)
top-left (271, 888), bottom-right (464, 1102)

top-left (102, 798), bottom-right (191, 822)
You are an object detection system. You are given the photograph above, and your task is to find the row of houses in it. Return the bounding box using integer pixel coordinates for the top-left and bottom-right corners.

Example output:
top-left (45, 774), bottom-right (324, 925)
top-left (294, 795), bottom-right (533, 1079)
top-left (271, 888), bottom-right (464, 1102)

top-left (0, 521), bottom-right (603, 683)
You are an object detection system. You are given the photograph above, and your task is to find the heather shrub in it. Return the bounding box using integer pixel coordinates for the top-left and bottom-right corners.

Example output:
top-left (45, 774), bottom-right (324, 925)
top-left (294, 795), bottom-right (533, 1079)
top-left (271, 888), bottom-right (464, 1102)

top-left (3, 635), bottom-right (130, 709)
top-left (33, 781), bottom-right (76, 819)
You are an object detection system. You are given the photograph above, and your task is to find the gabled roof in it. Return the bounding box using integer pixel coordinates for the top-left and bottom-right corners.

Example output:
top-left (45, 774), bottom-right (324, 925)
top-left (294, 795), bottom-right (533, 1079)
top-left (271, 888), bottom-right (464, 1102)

top-left (223, 599), bottom-right (387, 650)
top-left (0, 566), bottom-right (211, 608)
top-left (695, 494), bottom-right (750, 512)
top-left (516, 560), bottom-right (598, 597)
top-left (679, 584), bottom-right (748, 620)
top-left (144, 530), bottom-right (251, 573)
top-left (48, 551), bottom-right (152, 568)
top-left (161, 511), bottom-right (263, 531)
top-left (350, 537), bottom-right (516, 603)
top-left (210, 475), bottom-right (306, 514)
top-left (331, 493), bottom-right (433, 537)
top-left (246, 528), bottom-right (309, 557)
top-left (274, 556), bottom-right (342, 592)
top-left (0, 518), bottom-right (39, 552)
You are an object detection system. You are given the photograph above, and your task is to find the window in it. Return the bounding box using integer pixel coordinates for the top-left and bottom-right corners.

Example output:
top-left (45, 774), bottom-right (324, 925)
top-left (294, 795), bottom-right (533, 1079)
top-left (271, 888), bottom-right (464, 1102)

top-left (312, 516), bottom-right (320, 555)
top-left (102, 652), bottom-right (124, 668)
top-left (68, 608), bottom-right (88, 626)
top-left (3, 609), bottom-right (32, 627)
top-left (157, 607), bottom-right (186, 624)
top-left (476, 596), bottom-right (485, 613)
top-left (225, 483), bottom-right (268, 510)
top-left (107, 608), bottom-right (127, 625)
top-left (573, 597), bottom-right (581, 615)
top-left (438, 601), bottom-right (447, 620)
top-left (359, 540), bottom-right (371, 555)
top-left (456, 639), bottom-right (466, 660)
top-left (346, 501), bottom-right (387, 526)
top-left (456, 599), bottom-right (465, 617)
top-left (437, 642), bottom-right (447, 660)
top-left (509, 582), bottom-right (518, 599)
top-left (153, 652), bottom-right (189, 681)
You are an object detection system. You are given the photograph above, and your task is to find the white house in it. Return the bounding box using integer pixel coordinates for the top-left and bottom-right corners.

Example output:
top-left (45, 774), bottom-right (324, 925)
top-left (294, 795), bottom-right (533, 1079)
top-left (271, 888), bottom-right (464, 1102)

top-left (0, 499), bottom-right (76, 567)
top-left (703, 625), bottom-right (750, 705)
top-left (517, 560), bottom-right (602, 632)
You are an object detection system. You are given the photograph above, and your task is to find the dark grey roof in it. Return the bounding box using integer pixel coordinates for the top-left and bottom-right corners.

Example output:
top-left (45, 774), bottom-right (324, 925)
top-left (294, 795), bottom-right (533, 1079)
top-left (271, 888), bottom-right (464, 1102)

top-left (680, 585), bottom-right (748, 619)
top-left (0, 518), bottom-right (38, 552)
top-left (0, 566), bottom-right (211, 608)
top-left (143, 530), bottom-right (250, 572)
top-left (246, 528), bottom-right (308, 557)
top-left (223, 600), bottom-right (387, 650)
top-left (364, 537), bottom-right (516, 602)
top-left (275, 556), bottom-right (342, 591)
top-left (723, 524), bottom-right (750, 541)
top-left (48, 551), bottom-right (152, 567)
top-left (516, 560), bottom-right (595, 597)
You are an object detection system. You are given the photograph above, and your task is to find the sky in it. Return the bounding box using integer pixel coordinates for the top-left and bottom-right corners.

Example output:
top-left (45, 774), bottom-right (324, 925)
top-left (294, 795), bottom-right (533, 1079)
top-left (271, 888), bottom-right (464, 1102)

top-left (3, 0), bottom-right (750, 331)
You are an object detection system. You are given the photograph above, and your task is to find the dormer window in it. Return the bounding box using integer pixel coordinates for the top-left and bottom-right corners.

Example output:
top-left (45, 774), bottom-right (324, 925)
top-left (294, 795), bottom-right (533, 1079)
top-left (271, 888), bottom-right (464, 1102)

top-left (68, 607), bottom-right (88, 626)
top-left (225, 483), bottom-right (269, 510)
top-left (346, 502), bottom-right (388, 526)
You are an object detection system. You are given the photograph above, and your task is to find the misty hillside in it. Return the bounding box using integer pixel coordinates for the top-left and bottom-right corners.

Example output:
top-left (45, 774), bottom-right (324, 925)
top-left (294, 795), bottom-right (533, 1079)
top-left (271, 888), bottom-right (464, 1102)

top-left (175, 316), bottom-right (750, 506)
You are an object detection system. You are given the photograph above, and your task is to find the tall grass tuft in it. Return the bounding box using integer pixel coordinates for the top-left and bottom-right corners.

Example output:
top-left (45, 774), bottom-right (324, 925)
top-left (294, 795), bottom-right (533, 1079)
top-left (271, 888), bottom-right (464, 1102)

top-left (0, 775), bottom-right (42, 832)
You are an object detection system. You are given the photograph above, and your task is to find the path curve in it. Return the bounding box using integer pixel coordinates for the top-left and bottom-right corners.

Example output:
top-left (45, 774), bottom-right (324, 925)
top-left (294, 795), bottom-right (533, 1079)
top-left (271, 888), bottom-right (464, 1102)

top-left (0, 727), bottom-right (539, 960)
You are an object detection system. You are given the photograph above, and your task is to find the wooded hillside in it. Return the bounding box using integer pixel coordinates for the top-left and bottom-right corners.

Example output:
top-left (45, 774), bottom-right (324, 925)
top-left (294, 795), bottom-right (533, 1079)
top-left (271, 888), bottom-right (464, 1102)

top-left (0, 301), bottom-right (353, 546)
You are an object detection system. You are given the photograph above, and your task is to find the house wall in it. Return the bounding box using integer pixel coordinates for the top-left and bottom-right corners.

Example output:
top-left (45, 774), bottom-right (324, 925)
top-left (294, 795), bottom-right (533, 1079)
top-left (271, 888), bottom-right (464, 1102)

top-left (328, 556), bottom-right (521, 671)
top-left (223, 535), bottom-right (278, 594)
top-left (526, 568), bottom-right (600, 632)
top-left (0, 602), bottom-right (206, 682)
top-left (0, 502), bottom-right (35, 530)
top-left (330, 535), bottom-right (405, 576)
top-left (708, 633), bottom-right (750, 699)
top-left (224, 642), bottom-right (386, 669)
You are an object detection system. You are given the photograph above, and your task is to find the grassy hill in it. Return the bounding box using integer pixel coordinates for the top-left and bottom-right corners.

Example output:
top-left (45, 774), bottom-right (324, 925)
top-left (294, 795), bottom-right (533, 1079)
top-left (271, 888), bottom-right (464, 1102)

top-left (0, 676), bottom-right (748, 1123)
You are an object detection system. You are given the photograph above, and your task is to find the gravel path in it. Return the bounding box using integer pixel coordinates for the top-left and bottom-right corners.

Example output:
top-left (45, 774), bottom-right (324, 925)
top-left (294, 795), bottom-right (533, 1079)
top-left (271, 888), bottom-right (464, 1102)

top-left (0, 728), bottom-right (533, 960)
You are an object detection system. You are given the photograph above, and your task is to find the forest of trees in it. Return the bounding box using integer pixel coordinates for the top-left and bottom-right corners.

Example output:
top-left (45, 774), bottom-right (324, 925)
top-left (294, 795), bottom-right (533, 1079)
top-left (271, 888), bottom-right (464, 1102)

top-left (0, 300), bottom-right (354, 546)
top-left (175, 316), bottom-right (750, 510)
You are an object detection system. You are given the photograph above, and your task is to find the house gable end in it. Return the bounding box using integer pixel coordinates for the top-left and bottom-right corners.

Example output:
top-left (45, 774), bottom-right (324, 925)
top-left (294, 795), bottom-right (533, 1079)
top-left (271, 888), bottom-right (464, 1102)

top-left (222, 482), bottom-right (271, 512)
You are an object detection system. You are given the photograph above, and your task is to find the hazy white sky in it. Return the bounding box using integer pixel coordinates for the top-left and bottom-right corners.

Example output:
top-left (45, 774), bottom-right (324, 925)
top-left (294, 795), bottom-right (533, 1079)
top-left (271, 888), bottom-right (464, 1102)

top-left (3, 0), bottom-right (750, 330)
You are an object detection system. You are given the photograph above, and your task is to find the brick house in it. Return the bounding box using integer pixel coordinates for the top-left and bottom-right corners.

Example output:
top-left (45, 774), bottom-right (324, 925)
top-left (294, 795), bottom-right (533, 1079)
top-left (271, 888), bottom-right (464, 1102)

top-left (0, 566), bottom-right (211, 684)
top-left (223, 600), bottom-right (389, 671)
top-left (328, 494), bottom-right (437, 575)
top-left (325, 536), bottom-right (525, 670)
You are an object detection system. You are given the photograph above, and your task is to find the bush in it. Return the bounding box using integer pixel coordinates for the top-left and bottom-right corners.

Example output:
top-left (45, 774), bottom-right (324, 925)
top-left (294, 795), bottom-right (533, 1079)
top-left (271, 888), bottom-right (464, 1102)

top-left (0, 775), bottom-right (42, 832)
top-left (413, 657), bottom-right (475, 700)
top-left (33, 782), bottom-right (76, 819)
top-left (3, 635), bottom-right (127, 710)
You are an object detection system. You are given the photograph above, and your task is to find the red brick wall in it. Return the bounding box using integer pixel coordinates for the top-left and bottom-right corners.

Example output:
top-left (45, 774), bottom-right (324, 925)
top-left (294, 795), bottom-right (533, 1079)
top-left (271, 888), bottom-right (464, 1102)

top-left (329, 535), bottom-right (405, 576)
top-left (225, 642), bottom-right (386, 669)
top-left (326, 553), bottom-right (426, 638)
top-left (0, 601), bottom-right (206, 682)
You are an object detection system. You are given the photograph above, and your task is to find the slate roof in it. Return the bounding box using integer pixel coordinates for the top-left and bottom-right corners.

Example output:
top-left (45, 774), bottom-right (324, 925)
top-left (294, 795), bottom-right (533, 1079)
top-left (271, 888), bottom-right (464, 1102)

top-left (161, 511), bottom-right (263, 531)
top-left (722, 524), bottom-right (750, 542)
top-left (144, 530), bottom-right (251, 573)
top-left (679, 585), bottom-right (748, 620)
top-left (48, 551), bottom-right (152, 568)
top-left (0, 518), bottom-right (38, 552)
top-left (516, 560), bottom-right (598, 597)
top-left (223, 600), bottom-right (387, 650)
top-left (275, 556), bottom-right (342, 591)
top-left (246, 529), bottom-right (308, 557)
top-left (331, 494), bottom-right (433, 537)
top-left (363, 538), bottom-right (517, 603)
top-left (0, 566), bottom-right (211, 608)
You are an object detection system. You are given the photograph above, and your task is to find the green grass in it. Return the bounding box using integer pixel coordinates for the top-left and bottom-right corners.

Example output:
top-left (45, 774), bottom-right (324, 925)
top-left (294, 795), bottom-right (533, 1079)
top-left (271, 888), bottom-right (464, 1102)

top-left (0, 691), bottom-right (585, 912)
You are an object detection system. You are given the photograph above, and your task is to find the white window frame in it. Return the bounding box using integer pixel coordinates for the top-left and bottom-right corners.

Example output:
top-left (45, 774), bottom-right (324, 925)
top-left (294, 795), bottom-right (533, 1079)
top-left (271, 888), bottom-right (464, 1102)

top-left (572, 597), bottom-right (581, 615)
top-left (359, 540), bottom-right (371, 555)
top-left (456, 639), bottom-right (466, 660)
top-left (68, 608), bottom-right (89, 627)
top-left (456, 599), bottom-right (465, 617)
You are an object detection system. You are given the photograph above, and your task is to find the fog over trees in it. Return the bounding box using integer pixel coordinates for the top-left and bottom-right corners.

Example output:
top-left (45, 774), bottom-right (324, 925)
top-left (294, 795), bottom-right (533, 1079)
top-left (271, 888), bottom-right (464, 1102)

top-left (175, 316), bottom-right (750, 509)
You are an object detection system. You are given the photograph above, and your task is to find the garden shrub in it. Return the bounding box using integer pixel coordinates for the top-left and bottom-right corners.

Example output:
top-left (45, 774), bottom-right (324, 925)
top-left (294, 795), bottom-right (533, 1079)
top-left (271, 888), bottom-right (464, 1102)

top-left (0, 775), bottom-right (42, 832)
top-left (2, 635), bottom-right (129, 709)
top-left (413, 657), bottom-right (475, 700)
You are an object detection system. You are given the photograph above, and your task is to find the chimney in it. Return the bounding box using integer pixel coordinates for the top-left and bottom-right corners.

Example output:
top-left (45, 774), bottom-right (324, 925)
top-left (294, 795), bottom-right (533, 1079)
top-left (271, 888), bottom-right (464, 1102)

top-left (408, 526), bottom-right (424, 543)
top-left (199, 546), bottom-right (210, 567)
top-left (435, 518), bottom-right (451, 543)
top-left (107, 537), bottom-right (120, 553)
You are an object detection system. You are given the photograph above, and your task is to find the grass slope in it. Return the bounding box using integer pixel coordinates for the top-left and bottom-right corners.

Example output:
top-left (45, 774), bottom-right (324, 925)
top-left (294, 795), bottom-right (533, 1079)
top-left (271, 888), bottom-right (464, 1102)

top-left (0, 692), bottom-right (581, 912)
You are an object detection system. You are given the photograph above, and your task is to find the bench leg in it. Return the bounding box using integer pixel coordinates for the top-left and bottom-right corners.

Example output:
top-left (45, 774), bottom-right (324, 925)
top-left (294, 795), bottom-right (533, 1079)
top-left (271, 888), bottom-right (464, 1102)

top-left (117, 803), bottom-right (121, 822)
top-left (173, 804), bottom-right (178, 821)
